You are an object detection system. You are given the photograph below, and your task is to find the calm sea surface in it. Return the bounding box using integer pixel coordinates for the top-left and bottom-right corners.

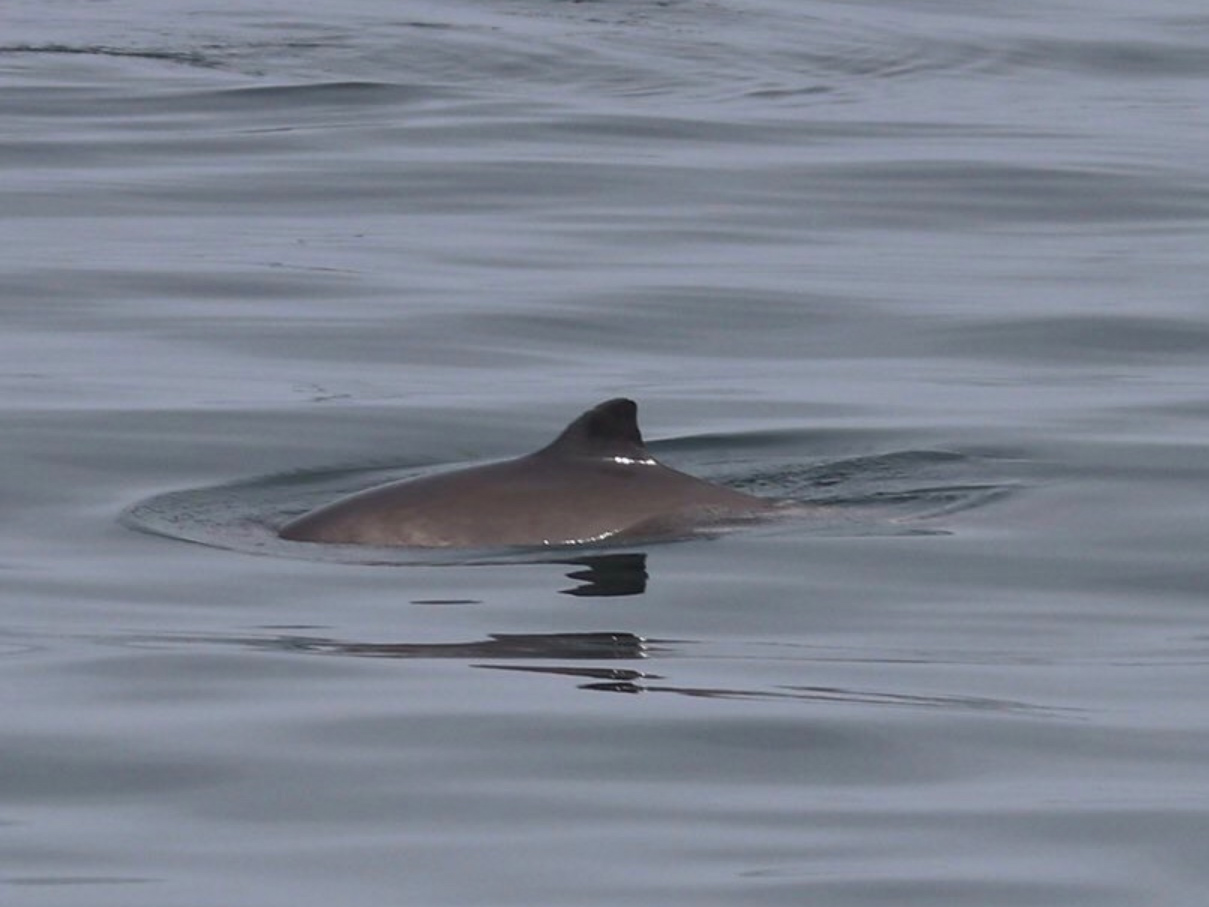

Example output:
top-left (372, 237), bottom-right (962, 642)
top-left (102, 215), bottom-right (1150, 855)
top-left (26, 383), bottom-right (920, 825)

top-left (4, 0), bottom-right (1209, 904)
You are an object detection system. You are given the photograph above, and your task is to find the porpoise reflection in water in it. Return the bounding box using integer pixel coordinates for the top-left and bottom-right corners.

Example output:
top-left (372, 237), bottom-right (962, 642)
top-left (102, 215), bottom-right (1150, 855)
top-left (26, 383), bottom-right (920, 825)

top-left (278, 398), bottom-right (778, 548)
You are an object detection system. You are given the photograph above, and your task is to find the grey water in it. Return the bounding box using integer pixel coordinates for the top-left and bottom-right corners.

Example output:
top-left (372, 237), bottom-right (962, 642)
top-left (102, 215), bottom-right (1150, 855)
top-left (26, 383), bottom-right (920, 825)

top-left (4, 0), bottom-right (1209, 904)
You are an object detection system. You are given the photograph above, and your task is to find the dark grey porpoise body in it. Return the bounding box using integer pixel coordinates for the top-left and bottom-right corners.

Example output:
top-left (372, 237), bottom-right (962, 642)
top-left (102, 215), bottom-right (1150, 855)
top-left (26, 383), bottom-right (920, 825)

top-left (278, 398), bottom-right (776, 548)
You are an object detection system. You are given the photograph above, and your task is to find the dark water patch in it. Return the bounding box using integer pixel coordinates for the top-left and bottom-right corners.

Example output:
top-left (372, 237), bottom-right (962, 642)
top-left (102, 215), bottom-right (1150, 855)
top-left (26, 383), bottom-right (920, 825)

top-left (0, 78), bottom-right (439, 119)
top-left (452, 3), bottom-right (1020, 104)
top-left (4, 267), bottom-right (350, 320)
top-left (172, 314), bottom-right (552, 370)
top-left (0, 77), bottom-right (451, 176)
top-left (0, 734), bottom-right (230, 803)
top-left (123, 79), bottom-right (453, 132)
top-left (170, 79), bottom-right (444, 110)
top-left (103, 630), bottom-right (650, 662)
top-left (3, 876), bottom-right (155, 887)
top-left (784, 27), bottom-right (1009, 84)
top-left (250, 631), bottom-right (648, 660)
top-left (464, 287), bottom-right (912, 362)
top-left (716, 449), bottom-right (1018, 520)
top-left (0, 637), bottom-right (48, 659)
top-left (943, 314), bottom-right (1209, 364)
top-left (38, 158), bottom-right (671, 218)
top-left (1006, 36), bottom-right (1209, 79)
top-left (0, 43), bottom-right (220, 69)
top-left (117, 78), bottom-right (446, 123)
top-left (123, 628), bottom-right (1058, 717)
top-left (806, 160), bottom-right (1209, 228)
top-left (483, 662), bottom-right (1059, 714)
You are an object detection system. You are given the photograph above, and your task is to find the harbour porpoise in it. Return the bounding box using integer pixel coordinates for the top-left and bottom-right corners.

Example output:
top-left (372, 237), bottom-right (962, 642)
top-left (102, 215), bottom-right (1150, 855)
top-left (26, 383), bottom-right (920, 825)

top-left (278, 398), bottom-right (777, 548)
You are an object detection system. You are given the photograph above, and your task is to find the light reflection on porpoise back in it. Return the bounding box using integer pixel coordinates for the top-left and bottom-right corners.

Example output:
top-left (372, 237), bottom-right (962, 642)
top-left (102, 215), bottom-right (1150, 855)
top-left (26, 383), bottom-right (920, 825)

top-left (277, 398), bottom-right (779, 549)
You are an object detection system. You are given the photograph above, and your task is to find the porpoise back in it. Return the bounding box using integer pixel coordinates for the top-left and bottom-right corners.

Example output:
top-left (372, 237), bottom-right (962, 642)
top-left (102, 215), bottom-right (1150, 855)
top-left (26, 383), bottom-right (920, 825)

top-left (278, 398), bottom-right (775, 548)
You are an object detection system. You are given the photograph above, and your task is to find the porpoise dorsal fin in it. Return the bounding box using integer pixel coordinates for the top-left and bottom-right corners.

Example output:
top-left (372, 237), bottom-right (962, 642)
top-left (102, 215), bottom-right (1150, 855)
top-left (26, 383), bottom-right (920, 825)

top-left (539, 398), bottom-right (649, 460)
